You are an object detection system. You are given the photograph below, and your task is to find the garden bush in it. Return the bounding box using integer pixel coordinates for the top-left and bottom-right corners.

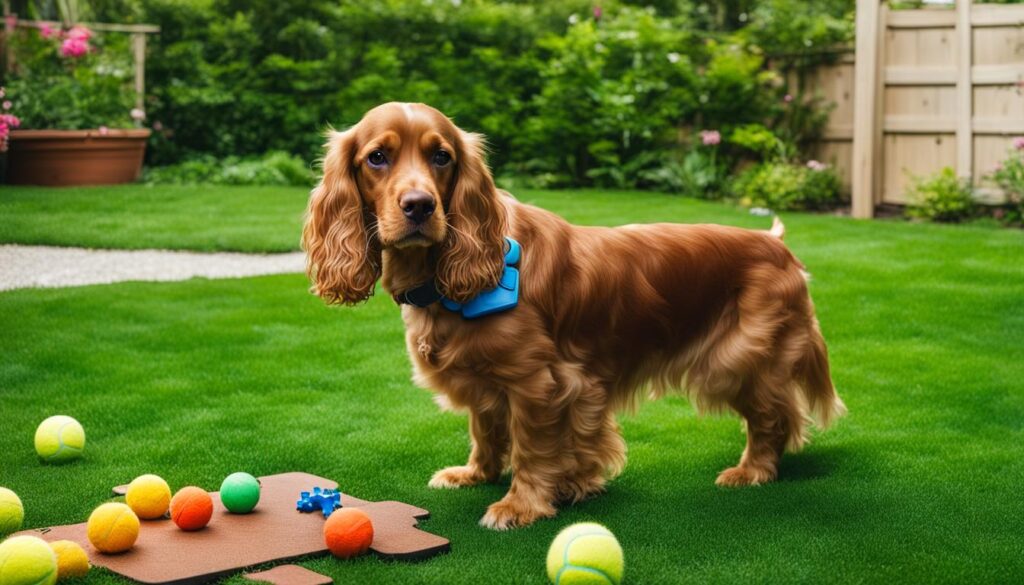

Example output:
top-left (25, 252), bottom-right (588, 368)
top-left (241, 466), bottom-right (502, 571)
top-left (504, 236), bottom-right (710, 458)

top-left (142, 151), bottom-right (314, 186)
top-left (4, 23), bottom-right (137, 129)
top-left (4, 0), bottom-right (855, 198)
top-left (987, 138), bottom-right (1024, 226)
top-left (905, 167), bottom-right (976, 223)
top-left (730, 159), bottom-right (842, 211)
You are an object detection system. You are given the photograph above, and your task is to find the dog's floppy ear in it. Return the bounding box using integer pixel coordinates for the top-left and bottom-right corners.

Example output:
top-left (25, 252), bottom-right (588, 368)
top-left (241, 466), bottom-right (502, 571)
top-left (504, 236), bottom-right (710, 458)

top-left (302, 129), bottom-right (381, 305)
top-left (436, 131), bottom-right (508, 303)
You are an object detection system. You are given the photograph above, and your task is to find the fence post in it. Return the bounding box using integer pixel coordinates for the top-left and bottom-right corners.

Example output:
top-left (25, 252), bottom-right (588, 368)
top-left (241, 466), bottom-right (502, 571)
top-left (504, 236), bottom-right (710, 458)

top-left (852, 0), bottom-right (882, 218)
top-left (956, 0), bottom-right (973, 180)
top-left (132, 31), bottom-right (146, 124)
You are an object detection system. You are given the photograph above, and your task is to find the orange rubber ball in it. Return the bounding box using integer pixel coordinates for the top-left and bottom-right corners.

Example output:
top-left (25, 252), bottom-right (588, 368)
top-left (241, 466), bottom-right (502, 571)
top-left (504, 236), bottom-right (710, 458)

top-left (170, 486), bottom-right (213, 531)
top-left (323, 508), bottom-right (374, 559)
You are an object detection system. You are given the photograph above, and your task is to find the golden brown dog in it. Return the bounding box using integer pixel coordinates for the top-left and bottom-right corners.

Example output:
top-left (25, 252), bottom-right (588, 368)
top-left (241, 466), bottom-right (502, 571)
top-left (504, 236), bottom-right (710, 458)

top-left (303, 102), bottom-right (845, 530)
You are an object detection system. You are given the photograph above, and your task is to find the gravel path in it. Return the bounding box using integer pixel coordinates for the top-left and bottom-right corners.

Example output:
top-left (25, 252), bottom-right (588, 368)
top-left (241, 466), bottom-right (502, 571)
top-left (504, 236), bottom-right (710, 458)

top-left (0, 245), bottom-right (306, 292)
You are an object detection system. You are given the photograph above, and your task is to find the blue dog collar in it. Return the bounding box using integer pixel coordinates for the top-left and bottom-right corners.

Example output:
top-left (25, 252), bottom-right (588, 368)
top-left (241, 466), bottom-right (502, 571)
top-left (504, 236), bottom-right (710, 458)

top-left (395, 237), bottom-right (521, 319)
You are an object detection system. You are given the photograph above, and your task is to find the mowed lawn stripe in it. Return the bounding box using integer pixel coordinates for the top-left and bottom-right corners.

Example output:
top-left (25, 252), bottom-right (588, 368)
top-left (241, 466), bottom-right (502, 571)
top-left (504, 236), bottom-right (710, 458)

top-left (1, 188), bottom-right (1022, 583)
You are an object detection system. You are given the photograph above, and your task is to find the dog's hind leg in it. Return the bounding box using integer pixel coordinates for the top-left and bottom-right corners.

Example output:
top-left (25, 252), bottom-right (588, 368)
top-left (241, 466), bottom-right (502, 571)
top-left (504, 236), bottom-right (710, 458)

top-left (715, 375), bottom-right (801, 487)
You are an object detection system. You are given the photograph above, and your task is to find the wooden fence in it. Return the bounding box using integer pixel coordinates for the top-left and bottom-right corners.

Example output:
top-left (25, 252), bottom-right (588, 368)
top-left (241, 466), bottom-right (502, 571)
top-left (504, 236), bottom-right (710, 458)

top-left (797, 0), bottom-right (1024, 217)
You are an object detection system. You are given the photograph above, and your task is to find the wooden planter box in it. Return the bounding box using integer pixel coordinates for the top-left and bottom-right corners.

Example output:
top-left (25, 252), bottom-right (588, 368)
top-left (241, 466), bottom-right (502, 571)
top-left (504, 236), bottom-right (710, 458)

top-left (6, 129), bottom-right (151, 186)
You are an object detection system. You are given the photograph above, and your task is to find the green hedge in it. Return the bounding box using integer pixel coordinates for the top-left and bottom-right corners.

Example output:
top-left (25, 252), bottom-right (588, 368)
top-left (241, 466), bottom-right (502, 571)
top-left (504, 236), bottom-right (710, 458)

top-left (6, 0), bottom-right (856, 194)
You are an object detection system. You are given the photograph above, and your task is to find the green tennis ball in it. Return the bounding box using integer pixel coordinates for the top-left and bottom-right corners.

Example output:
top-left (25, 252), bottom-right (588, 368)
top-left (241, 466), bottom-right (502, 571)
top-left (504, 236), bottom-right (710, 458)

top-left (0, 536), bottom-right (58, 585)
top-left (0, 487), bottom-right (25, 536)
top-left (219, 472), bottom-right (260, 514)
top-left (34, 415), bottom-right (85, 463)
top-left (546, 522), bottom-right (624, 585)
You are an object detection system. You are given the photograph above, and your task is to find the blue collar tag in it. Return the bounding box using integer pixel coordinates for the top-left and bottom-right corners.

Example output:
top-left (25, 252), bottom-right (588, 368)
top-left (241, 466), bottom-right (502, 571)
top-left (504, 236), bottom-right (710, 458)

top-left (441, 237), bottom-right (520, 319)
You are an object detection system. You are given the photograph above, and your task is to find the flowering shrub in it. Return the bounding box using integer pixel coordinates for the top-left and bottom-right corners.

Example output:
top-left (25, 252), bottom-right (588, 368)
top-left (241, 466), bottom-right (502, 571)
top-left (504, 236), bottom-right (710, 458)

top-left (3, 21), bottom-right (136, 130)
top-left (988, 138), bottom-right (1024, 225)
top-left (0, 87), bottom-right (22, 152)
top-left (731, 159), bottom-right (842, 211)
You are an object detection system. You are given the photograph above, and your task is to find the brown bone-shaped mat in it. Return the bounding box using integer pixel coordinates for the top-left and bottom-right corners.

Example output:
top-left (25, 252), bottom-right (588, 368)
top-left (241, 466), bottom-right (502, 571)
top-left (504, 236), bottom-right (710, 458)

top-left (243, 565), bottom-right (333, 585)
top-left (15, 472), bottom-right (449, 585)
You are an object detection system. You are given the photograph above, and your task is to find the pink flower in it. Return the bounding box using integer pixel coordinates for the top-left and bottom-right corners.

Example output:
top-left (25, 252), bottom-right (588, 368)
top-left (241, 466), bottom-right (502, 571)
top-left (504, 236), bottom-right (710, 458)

top-left (130, 108), bottom-right (146, 121)
top-left (98, 126), bottom-right (109, 136)
top-left (0, 87), bottom-right (5, 99)
top-left (60, 38), bottom-right (89, 58)
top-left (66, 26), bottom-right (92, 41)
top-left (993, 162), bottom-right (1003, 172)
top-left (152, 121), bottom-right (164, 131)
top-left (1, 101), bottom-right (9, 111)
top-left (783, 94), bottom-right (794, 103)
top-left (1013, 136), bottom-right (1024, 151)
top-left (806, 160), bottom-right (827, 172)
top-left (700, 130), bottom-right (721, 146)
top-left (593, 6), bottom-right (602, 21)
top-left (4, 15), bottom-right (16, 30)
top-left (0, 113), bottom-right (18, 153)
top-left (39, 23), bottom-right (56, 39)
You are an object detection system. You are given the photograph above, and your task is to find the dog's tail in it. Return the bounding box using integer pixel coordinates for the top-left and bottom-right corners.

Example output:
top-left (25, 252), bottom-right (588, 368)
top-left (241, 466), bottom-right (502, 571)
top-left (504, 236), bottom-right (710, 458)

top-left (768, 216), bottom-right (785, 240)
top-left (800, 320), bottom-right (846, 429)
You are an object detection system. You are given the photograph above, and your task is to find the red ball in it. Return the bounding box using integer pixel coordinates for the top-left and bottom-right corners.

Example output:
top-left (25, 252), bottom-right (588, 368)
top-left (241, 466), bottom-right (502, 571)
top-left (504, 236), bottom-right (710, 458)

top-left (170, 486), bottom-right (213, 531)
top-left (323, 508), bottom-right (374, 559)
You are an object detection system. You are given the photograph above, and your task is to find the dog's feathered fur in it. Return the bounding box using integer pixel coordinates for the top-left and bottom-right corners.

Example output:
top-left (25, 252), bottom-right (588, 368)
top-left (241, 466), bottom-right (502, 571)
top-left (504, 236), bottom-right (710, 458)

top-left (303, 103), bottom-right (845, 530)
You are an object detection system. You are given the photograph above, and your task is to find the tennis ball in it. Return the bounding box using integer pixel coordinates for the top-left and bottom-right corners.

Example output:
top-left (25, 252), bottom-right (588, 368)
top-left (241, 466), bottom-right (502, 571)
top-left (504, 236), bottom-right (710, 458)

top-left (34, 416), bottom-right (85, 464)
top-left (0, 487), bottom-right (25, 536)
top-left (323, 508), bottom-right (374, 559)
top-left (49, 540), bottom-right (90, 580)
top-left (126, 474), bottom-right (172, 520)
top-left (0, 536), bottom-right (58, 585)
top-left (170, 487), bottom-right (213, 531)
top-left (546, 522), bottom-right (624, 585)
top-left (86, 502), bottom-right (139, 554)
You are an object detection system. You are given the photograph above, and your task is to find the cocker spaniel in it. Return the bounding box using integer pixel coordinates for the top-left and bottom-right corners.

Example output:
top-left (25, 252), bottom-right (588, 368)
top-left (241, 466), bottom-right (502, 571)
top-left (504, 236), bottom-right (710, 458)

top-left (303, 102), bottom-right (845, 530)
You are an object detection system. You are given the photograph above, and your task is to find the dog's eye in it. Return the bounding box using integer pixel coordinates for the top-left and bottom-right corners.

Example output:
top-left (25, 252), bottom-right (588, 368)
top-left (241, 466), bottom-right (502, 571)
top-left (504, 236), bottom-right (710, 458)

top-left (432, 150), bottom-right (452, 167)
top-left (367, 150), bottom-right (387, 168)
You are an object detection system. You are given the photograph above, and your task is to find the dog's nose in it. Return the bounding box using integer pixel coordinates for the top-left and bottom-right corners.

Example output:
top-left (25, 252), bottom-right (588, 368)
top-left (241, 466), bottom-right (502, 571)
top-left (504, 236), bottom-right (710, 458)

top-left (400, 190), bottom-right (436, 225)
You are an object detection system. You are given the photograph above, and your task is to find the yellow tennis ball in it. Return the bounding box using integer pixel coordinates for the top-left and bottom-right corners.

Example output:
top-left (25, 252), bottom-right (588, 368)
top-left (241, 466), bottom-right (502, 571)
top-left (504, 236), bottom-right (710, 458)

top-left (0, 535), bottom-right (58, 585)
top-left (86, 503), bottom-right (139, 554)
top-left (0, 487), bottom-right (25, 536)
top-left (126, 474), bottom-right (172, 520)
top-left (546, 522), bottom-right (624, 585)
top-left (34, 416), bottom-right (85, 464)
top-left (49, 540), bottom-right (90, 580)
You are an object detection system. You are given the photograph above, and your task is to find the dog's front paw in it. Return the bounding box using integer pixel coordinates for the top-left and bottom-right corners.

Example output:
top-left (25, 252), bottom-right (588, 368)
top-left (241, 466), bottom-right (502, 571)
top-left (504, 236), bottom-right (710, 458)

top-left (715, 464), bottom-right (776, 487)
top-left (479, 495), bottom-right (556, 531)
top-left (428, 465), bottom-right (486, 489)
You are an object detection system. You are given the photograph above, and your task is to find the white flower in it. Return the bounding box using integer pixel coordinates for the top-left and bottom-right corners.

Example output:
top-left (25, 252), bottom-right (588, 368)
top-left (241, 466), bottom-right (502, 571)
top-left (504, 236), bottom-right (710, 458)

top-left (667, 52), bottom-right (680, 64)
top-left (568, 13), bottom-right (579, 25)
top-left (130, 108), bottom-right (146, 121)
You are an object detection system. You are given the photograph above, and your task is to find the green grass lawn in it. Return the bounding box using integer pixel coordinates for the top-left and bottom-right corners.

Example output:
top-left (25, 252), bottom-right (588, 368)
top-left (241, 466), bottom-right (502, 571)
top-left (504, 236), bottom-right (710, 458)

top-left (1, 186), bottom-right (1023, 583)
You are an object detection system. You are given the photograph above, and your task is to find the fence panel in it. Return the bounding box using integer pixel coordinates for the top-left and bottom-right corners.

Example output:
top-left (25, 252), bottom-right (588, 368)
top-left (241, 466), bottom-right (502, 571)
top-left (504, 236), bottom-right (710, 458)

top-left (815, 1), bottom-right (1024, 217)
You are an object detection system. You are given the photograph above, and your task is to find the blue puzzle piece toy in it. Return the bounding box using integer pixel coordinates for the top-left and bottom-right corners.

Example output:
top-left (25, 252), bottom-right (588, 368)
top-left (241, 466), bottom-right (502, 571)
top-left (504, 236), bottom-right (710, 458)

top-left (296, 486), bottom-right (342, 518)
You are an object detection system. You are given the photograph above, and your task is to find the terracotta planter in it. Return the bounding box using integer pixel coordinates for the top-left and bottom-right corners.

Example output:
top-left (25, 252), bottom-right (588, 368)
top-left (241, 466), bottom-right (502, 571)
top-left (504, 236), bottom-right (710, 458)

top-left (6, 129), bottom-right (151, 186)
